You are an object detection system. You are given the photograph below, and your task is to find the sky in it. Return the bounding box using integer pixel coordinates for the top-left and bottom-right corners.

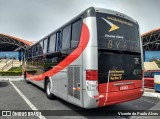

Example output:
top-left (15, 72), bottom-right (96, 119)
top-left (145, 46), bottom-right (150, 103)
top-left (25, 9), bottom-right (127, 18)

top-left (0, 52), bottom-right (19, 59)
top-left (0, 0), bottom-right (160, 41)
top-left (145, 51), bottom-right (160, 61)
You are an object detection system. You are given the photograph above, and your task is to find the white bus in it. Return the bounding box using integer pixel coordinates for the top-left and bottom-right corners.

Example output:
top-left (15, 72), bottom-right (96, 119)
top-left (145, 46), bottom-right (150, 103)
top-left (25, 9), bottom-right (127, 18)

top-left (23, 7), bottom-right (143, 108)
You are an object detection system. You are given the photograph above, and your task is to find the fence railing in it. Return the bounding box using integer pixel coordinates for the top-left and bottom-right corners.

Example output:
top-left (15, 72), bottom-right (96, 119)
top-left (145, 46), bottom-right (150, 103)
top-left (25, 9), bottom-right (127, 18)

top-left (1, 60), bottom-right (13, 71)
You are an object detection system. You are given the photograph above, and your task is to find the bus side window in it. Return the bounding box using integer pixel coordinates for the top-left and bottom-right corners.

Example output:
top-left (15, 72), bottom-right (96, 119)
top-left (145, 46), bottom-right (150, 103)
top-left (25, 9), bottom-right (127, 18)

top-left (56, 31), bottom-right (61, 51)
top-left (62, 25), bottom-right (71, 50)
top-left (43, 38), bottom-right (48, 54)
top-left (71, 19), bottom-right (82, 48)
top-left (25, 51), bottom-right (27, 59)
top-left (32, 46), bottom-right (35, 57)
top-left (39, 41), bottom-right (43, 55)
top-left (36, 43), bottom-right (39, 56)
top-left (48, 34), bottom-right (56, 53)
top-left (29, 48), bottom-right (32, 58)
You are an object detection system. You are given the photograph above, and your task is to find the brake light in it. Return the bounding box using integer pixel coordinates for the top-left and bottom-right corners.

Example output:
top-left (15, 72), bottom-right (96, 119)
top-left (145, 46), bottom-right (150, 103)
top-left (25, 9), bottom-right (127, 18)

top-left (86, 70), bottom-right (98, 80)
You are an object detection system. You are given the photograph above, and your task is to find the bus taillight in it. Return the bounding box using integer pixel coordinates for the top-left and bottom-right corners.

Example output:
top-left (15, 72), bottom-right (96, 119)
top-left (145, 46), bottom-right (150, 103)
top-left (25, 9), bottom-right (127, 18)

top-left (86, 70), bottom-right (98, 91)
top-left (86, 70), bottom-right (98, 80)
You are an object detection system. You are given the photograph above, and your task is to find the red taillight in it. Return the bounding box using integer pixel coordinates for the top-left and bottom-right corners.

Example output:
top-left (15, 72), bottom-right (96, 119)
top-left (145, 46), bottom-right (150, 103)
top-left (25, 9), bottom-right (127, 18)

top-left (86, 70), bottom-right (98, 80)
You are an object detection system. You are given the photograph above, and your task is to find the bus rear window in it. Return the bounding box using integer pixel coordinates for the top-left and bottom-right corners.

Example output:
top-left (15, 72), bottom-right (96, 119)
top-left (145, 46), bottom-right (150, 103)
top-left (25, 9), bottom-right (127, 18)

top-left (98, 51), bottom-right (142, 83)
top-left (96, 13), bottom-right (140, 53)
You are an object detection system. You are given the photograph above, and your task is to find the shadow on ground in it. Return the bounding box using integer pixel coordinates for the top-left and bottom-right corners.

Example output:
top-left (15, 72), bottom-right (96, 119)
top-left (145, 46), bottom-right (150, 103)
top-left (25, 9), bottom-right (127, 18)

top-left (0, 81), bottom-right (9, 88)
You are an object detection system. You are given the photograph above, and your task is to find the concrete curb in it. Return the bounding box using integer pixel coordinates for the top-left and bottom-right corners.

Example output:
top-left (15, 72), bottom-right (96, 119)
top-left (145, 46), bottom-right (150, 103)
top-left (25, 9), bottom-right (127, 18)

top-left (0, 77), bottom-right (24, 81)
top-left (0, 76), bottom-right (23, 78)
top-left (143, 91), bottom-right (160, 99)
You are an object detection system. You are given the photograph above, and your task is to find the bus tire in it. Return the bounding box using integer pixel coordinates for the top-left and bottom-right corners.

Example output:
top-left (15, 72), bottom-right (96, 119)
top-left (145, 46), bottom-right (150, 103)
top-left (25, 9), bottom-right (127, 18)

top-left (45, 79), bottom-right (54, 100)
top-left (24, 72), bottom-right (30, 84)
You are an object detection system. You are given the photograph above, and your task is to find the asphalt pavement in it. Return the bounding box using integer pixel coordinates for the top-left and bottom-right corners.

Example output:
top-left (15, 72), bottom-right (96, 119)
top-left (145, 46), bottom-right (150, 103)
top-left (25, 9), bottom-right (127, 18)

top-left (0, 79), bottom-right (160, 119)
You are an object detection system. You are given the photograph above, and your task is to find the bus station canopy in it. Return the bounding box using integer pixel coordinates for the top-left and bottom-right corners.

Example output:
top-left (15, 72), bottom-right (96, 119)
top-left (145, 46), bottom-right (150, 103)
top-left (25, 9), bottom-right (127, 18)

top-left (142, 28), bottom-right (160, 50)
top-left (0, 33), bottom-right (33, 51)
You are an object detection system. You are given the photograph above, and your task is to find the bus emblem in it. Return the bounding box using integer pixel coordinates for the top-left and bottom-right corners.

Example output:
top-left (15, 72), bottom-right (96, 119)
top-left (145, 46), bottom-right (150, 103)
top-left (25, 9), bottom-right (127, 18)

top-left (101, 17), bottom-right (119, 32)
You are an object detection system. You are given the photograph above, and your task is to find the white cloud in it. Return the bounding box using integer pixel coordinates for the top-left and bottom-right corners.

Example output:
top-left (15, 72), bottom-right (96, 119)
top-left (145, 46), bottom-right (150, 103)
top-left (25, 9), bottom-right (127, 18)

top-left (0, 0), bottom-right (159, 41)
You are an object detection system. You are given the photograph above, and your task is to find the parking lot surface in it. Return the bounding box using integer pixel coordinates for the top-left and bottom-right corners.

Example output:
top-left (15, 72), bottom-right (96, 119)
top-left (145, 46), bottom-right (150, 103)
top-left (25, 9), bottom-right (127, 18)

top-left (0, 80), bottom-right (160, 119)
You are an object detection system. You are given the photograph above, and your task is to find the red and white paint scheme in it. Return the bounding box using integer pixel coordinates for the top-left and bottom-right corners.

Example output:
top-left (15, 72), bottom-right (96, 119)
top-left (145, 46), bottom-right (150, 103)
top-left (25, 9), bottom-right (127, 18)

top-left (23, 7), bottom-right (143, 108)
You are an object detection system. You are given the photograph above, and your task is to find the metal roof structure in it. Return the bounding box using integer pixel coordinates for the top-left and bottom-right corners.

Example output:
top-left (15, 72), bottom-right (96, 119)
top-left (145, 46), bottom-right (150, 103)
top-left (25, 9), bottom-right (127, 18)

top-left (0, 34), bottom-right (33, 51)
top-left (142, 28), bottom-right (160, 50)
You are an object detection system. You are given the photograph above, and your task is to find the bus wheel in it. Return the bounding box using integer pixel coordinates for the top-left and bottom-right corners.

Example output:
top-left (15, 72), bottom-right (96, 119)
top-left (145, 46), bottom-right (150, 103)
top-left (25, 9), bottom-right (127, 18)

top-left (24, 72), bottom-right (30, 84)
top-left (45, 79), bottom-right (54, 100)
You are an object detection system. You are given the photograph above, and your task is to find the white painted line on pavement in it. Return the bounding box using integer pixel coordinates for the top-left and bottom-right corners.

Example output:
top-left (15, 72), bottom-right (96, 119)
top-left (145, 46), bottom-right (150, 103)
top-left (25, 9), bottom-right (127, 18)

top-left (9, 79), bottom-right (46, 119)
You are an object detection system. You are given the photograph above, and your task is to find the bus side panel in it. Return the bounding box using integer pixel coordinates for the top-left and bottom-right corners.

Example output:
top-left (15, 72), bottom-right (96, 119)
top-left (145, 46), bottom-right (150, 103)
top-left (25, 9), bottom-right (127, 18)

top-left (82, 17), bottom-right (99, 108)
top-left (50, 73), bottom-right (58, 96)
top-left (24, 17), bottom-right (94, 108)
top-left (67, 53), bottom-right (83, 107)
top-left (50, 22), bottom-right (89, 107)
top-left (25, 70), bottom-right (45, 89)
top-left (55, 68), bottom-right (68, 101)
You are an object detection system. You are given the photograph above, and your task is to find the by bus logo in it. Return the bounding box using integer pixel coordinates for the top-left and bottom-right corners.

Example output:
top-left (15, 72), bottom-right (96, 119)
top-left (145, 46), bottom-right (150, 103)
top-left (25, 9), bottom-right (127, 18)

top-left (101, 17), bottom-right (119, 32)
top-left (2, 111), bottom-right (11, 116)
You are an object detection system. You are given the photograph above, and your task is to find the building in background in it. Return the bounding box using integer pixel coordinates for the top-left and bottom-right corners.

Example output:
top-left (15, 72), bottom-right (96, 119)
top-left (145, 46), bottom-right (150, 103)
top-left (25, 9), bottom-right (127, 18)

top-left (0, 34), bottom-right (33, 71)
top-left (142, 28), bottom-right (160, 89)
top-left (142, 28), bottom-right (160, 68)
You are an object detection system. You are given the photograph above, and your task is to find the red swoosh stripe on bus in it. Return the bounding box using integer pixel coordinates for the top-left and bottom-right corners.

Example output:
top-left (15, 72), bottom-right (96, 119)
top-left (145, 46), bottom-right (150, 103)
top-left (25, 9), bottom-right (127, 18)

top-left (27, 23), bottom-right (90, 81)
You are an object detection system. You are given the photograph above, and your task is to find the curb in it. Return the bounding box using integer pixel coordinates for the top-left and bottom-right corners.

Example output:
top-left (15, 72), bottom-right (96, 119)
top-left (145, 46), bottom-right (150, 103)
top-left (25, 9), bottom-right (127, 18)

top-left (143, 91), bottom-right (160, 99)
top-left (0, 78), bottom-right (24, 81)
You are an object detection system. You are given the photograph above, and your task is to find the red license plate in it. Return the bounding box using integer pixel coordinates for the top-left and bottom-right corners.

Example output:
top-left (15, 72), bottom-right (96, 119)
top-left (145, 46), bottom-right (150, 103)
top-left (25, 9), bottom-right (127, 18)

top-left (120, 85), bottom-right (128, 90)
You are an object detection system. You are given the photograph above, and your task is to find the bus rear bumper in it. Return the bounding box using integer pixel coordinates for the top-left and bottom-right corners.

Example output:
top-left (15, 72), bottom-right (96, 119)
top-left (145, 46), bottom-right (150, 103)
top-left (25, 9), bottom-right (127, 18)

top-left (98, 88), bottom-right (143, 107)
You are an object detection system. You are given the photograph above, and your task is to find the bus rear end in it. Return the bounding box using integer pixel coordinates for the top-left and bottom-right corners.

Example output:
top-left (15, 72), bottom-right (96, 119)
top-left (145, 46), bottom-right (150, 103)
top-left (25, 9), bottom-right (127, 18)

top-left (82, 8), bottom-right (143, 108)
top-left (96, 10), bottom-right (143, 107)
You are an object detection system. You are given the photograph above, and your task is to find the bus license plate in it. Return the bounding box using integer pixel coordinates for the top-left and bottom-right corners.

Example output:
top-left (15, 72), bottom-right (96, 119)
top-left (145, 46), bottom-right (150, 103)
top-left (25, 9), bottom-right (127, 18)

top-left (120, 85), bottom-right (128, 91)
